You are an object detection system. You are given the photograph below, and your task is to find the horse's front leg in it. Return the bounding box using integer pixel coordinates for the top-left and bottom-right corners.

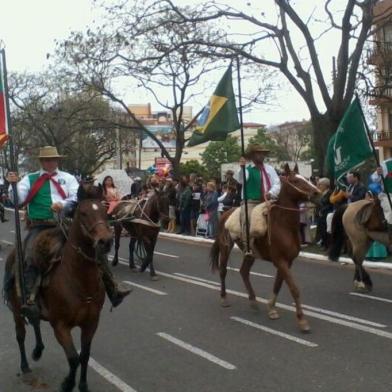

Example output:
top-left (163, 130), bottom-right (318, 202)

top-left (267, 270), bottom-right (283, 320)
top-left (277, 260), bottom-right (310, 333)
top-left (219, 241), bottom-right (234, 307)
top-left (111, 223), bottom-right (122, 267)
top-left (144, 233), bottom-right (159, 281)
top-left (78, 322), bottom-right (98, 392)
top-left (31, 321), bottom-right (45, 361)
top-left (53, 324), bottom-right (79, 392)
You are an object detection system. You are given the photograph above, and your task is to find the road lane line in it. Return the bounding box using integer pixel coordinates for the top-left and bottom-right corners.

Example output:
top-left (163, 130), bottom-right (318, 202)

top-left (1, 240), bottom-right (13, 245)
top-left (300, 304), bottom-right (387, 328)
top-left (89, 357), bottom-right (138, 392)
top-left (123, 280), bottom-right (167, 296)
top-left (154, 251), bottom-right (179, 258)
top-left (226, 266), bottom-right (273, 278)
top-left (10, 230), bottom-right (15, 234)
top-left (350, 292), bottom-right (392, 304)
top-left (174, 272), bottom-right (220, 286)
top-left (156, 332), bottom-right (236, 370)
top-left (231, 317), bottom-right (318, 348)
top-left (130, 267), bottom-right (392, 341)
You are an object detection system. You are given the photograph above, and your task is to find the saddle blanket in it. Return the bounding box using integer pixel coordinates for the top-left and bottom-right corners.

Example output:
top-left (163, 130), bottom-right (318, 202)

top-left (225, 202), bottom-right (269, 240)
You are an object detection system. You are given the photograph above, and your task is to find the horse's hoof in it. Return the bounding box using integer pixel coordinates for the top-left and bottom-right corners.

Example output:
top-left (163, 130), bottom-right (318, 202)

top-left (32, 344), bottom-right (44, 361)
top-left (150, 275), bottom-right (159, 281)
top-left (61, 379), bottom-right (75, 392)
top-left (79, 382), bottom-right (91, 392)
top-left (220, 298), bottom-right (231, 308)
top-left (112, 259), bottom-right (118, 267)
top-left (298, 319), bottom-right (311, 333)
top-left (21, 365), bottom-right (32, 374)
top-left (353, 280), bottom-right (369, 292)
top-left (249, 300), bottom-right (260, 311)
top-left (268, 309), bottom-right (280, 320)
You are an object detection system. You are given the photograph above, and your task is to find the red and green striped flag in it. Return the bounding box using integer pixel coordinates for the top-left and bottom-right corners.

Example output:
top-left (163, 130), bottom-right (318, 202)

top-left (0, 54), bottom-right (9, 148)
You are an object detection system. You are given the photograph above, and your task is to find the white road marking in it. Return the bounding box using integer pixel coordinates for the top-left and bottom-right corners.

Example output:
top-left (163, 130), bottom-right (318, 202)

top-left (10, 230), bottom-right (15, 233)
top-left (174, 272), bottom-right (220, 286)
top-left (300, 304), bottom-right (386, 328)
top-left (89, 357), bottom-right (138, 392)
top-left (154, 251), bottom-right (179, 258)
top-left (123, 280), bottom-right (167, 296)
top-left (350, 292), bottom-right (392, 304)
top-left (0, 257), bottom-right (3, 261)
top-left (130, 267), bottom-right (392, 342)
top-left (226, 266), bottom-right (273, 278)
top-left (231, 317), bottom-right (318, 348)
top-left (156, 332), bottom-right (236, 370)
top-left (1, 240), bottom-right (13, 245)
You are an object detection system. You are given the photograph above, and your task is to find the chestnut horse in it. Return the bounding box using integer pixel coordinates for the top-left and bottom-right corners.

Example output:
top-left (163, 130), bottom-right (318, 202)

top-left (5, 186), bottom-right (113, 392)
top-left (111, 189), bottom-right (169, 279)
top-left (328, 198), bottom-right (387, 292)
top-left (210, 164), bottom-right (320, 332)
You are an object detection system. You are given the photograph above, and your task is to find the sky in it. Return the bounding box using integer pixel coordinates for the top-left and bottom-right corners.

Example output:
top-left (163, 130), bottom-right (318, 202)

top-left (1, 0), bottom-right (346, 126)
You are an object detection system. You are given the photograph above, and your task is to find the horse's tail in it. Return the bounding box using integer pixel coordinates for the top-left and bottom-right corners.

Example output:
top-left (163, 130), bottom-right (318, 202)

top-left (328, 205), bottom-right (348, 261)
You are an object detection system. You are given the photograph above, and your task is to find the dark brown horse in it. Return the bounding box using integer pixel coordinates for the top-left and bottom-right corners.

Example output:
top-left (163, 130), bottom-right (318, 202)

top-left (210, 164), bottom-right (320, 332)
top-left (5, 185), bottom-right (113, 392)
top-left (111, 189), bottom-right (169, 279)
top-left (328, 198), bottom-right (387, 292)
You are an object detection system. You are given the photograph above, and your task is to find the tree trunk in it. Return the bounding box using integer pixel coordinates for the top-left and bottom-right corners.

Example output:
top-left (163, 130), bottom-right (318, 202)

top-left (311, 113), bottom-right (340, 177)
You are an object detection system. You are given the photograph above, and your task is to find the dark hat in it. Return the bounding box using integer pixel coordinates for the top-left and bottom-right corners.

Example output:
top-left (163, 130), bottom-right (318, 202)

top-left (225, 170), bottom-right (234, 175)
top-left (245, 144), bottom-right (270, 158)
top-left (82, 175), bottom-right (95, 184)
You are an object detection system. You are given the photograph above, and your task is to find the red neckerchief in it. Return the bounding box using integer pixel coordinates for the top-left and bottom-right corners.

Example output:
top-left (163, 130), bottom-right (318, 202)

top-left (257, 164), bottom-right (271, 200)
top-left (23, 172), bottom-right (67, 206)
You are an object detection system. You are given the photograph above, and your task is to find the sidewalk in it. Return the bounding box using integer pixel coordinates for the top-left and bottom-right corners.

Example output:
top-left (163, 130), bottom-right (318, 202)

top-left (159, 232), bottom-right (392, 271)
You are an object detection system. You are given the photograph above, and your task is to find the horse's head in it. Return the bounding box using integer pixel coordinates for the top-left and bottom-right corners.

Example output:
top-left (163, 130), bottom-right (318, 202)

top-left (75, 185), bottom-right (113, 255)
top-left (152, 189), bottom-right (170, 228)
top-left (280, 163), bottom-right (321, 204)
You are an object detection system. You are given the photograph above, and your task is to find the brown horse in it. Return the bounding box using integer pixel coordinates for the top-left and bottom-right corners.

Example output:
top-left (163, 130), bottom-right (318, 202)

top-left (210, 164), bottom-right (320, 332)
top-left (328, 198), bottom-right (387, 292)
top-left (5, 185), bottom-right (113, 392)
top-left (111, 189), bottom-right (169, 279)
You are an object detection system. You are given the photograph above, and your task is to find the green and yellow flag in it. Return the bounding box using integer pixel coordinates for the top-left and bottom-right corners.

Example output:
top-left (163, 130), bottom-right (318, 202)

top-left (188, 65), bottom-right (240, 146)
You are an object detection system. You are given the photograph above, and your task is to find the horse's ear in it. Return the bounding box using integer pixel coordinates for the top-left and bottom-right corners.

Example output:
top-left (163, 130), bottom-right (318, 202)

top-left (77, 184), bottom-right (86, 201)
top-left (293, 163), bottom-right (299, 174)
top-left (283, 163), bottom-right (290, 176)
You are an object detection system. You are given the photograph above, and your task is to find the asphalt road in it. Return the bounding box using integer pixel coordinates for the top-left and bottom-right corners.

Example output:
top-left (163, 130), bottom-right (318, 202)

top-left (1, 212), bottom-right (392, 392)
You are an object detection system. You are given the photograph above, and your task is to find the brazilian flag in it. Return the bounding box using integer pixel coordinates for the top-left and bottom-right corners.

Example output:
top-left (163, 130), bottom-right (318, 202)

top-left (188, 65), bottom-right (240, 146)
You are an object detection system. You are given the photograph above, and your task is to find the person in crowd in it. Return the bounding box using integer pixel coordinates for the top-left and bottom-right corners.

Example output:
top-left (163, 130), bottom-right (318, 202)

top-left (191, 180), bottom-right (202, 235)
top-left (178, 176), bottom-right (192, 235)
top-left (345, 171), bottom-right (367, 203)
top-left (7, 146), bottom-right (130, 322)
top-left (203, 181), bottom-right (219, 238)
top-left (314, 177), bottom-right (333, 250)
top-left (165, 178), bottom-right (177, 233)
top-left (222, 184), bottom-right (240, 211)
top-left (217, 184), bottom-right (228, 216)
top-left (371, 163), bottom-right (392, 227)
top-left (102, 176), bottom-right (122, 215)
top-left (326, 184), bottom-right (348, 238)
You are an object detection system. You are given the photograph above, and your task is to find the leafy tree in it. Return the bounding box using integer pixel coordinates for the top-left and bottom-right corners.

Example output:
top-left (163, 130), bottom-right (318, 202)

top-left (179, 160), bottom-right (208, 178)
top-left (148, 0), bottom-right (389, 174)
top-left (201, 135), bottom-right (241, 178)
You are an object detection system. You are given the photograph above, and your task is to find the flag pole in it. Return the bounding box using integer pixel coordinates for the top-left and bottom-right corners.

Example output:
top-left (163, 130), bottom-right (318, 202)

top-left (355, 93), bottom-right (392, 211)
top-left (236, 56), bottom-right (251, 254)
top-left (1, 48), bottom-right (26, 304)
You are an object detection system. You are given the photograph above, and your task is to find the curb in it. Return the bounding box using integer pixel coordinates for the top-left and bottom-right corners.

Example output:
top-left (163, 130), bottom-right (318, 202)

top-left (159, 232), bottom-right (392, 271)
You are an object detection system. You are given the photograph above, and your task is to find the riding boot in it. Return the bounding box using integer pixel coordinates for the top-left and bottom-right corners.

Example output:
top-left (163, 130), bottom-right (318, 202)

top-left (20, 265), bottom-right (41, 324)
top-left (98, 259), bottom-right (132, 307)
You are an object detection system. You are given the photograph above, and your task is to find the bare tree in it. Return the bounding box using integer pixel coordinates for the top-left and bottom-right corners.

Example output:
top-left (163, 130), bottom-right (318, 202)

top-left (141, 0), bottom-right (392, 173)
top-left (56, 1), bottom-right (275, 175)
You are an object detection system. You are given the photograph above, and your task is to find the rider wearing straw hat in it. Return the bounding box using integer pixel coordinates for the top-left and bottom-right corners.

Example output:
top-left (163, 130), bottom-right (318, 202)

top-left (7, 146), bottom-right (130, 322)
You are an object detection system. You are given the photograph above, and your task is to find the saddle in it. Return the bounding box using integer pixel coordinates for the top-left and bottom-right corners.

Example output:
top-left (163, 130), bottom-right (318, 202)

top-left (225, 202), bottom-right (269, 240)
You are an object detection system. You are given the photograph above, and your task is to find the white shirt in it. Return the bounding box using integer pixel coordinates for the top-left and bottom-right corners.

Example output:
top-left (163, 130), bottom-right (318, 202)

top-left (9, 169), bottom-right (79, 206)
top-left (236, 163), bottom-right (281, 199)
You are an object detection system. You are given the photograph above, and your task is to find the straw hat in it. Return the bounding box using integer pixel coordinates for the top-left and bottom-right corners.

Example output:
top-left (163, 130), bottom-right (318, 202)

top-left (37, 146), bottom-right (64, 159)
top-left (244, 144), bottom-right (270, 158)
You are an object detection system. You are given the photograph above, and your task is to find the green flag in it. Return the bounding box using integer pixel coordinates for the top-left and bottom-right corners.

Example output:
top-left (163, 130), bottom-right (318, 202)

top-left (325, 97), bottom-right (374, 183)
top-left (188, 65), bottom-right (240, 147)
